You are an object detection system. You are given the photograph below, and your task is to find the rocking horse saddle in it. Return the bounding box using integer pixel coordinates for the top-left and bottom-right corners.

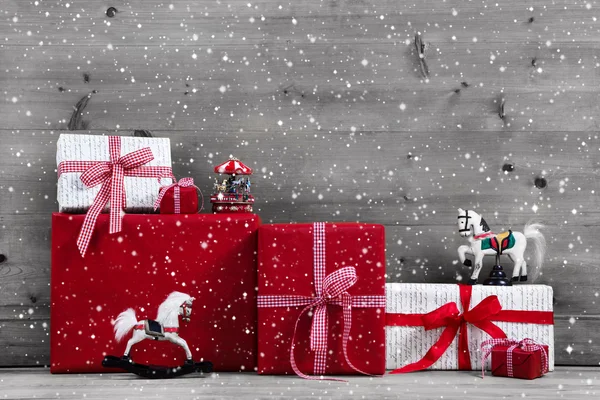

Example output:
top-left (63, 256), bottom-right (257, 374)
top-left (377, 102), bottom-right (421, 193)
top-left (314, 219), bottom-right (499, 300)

top-left (481, 230), bottom-right (515, 255)
top-left (144, 320), bottom-right (164, 337)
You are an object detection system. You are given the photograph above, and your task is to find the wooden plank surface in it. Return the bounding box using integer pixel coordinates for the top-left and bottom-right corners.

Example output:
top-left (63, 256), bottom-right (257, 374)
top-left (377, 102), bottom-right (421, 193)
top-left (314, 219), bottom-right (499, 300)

top-left (2, 42), bottom-right (600, 132)
top-left (2, 0), bottom-right (600, 368)
top-left (0, 367), bottom-right (599, 400)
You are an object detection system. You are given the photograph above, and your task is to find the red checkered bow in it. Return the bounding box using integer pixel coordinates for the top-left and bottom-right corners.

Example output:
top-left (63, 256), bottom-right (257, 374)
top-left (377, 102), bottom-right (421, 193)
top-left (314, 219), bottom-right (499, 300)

top-left (153, 177), bottom-right (203, 214)
top-left (58, 136), bottom-right (174, 256)
top-left (257, 222), bottom-right (386, 381)
top-left (480, 338), bottom-right (549, 378)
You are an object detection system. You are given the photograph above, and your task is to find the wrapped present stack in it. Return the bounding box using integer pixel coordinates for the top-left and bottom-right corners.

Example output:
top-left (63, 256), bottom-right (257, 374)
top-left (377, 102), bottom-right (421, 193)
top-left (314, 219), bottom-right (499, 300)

top-left (51, 134), bottom-right (554, 381)
top-left (51, 133), bottom-right (260, 373)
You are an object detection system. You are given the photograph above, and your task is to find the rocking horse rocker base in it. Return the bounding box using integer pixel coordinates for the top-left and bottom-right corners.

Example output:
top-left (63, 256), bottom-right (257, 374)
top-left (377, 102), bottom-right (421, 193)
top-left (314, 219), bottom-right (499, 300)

top-left (108, 292), bottom-right (213, 379)
top-left (102, 355), bottom-right (213, 379)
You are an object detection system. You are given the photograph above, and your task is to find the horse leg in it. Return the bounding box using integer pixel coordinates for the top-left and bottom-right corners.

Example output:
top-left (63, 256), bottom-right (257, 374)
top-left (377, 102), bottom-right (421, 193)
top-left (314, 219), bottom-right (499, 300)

top-left (167, 334), bottom-right (193, 364)
top-left (516, 259), bottom-right (528, 282)
top-left (123, 331), bottom-right (146, 362)
top-left (508, 253), bottom-right (527, 282)
top-left (458, 245), bottom-right (472, 267)
top-left (468, 252), bottom-right (485, 285)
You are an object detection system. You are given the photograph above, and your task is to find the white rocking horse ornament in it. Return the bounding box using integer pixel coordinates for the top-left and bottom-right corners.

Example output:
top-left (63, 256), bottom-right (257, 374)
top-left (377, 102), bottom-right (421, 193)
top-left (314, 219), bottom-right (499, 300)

top-left (113, 291), bottom-right (195, 365)
top-left (457, 208), bottom-right (547, 285)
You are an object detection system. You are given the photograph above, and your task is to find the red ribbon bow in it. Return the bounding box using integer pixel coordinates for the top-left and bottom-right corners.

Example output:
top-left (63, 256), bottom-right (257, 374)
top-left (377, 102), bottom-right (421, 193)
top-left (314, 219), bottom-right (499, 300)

top-left (387, 284), bottom-right (554, 373)
top-left (58, 136), bottom-right (174, 256)
top-left (154, 177), bottom-right (203, 214)
top-left (480, 338), bottom-right (549, 378)
top-left (257, 222), bottom-right (386, 381)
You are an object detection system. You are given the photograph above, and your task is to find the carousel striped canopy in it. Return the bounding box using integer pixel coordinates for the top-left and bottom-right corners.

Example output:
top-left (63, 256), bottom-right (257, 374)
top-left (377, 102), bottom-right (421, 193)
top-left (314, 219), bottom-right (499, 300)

top-left (214, 157), bottom-right (253, 175)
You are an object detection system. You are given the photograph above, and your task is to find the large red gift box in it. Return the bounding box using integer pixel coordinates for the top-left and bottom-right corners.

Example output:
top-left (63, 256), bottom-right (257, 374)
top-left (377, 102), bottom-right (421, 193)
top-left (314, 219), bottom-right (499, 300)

top-left (51, 212), bottom-right (260, 373)
top-left (257, 222), bottom-right (386, 377)
top-left (491, 343), bottom-right (549, 379)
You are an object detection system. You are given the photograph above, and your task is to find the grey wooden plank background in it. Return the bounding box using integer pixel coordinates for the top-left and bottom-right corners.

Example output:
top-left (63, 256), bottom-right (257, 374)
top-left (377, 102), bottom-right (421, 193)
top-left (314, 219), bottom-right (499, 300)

top-left (1, 0), bottom-right (599, 367)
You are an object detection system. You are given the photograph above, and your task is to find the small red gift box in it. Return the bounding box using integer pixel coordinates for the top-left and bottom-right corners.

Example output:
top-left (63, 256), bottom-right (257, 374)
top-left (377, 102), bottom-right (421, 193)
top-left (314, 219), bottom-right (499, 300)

top-left (257, 222), bottom-right (386, 378)
top-left (51, 212), bottom-right (260, 373)
top-left (482, 338), bottom-right (549, 380)
top-left (491, 344), bottom-right (549, 379)
top-left (155, 177), bottom-right (200, 214)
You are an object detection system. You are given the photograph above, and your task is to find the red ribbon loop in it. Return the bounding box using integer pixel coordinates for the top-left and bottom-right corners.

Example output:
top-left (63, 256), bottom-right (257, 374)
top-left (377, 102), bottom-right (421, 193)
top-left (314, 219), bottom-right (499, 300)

top-left (463, 295), bottom-right (502, 323)
top-left (421, 302), bottom-right (460, 331)
top-left (322, 266), bottom-right (357, 299)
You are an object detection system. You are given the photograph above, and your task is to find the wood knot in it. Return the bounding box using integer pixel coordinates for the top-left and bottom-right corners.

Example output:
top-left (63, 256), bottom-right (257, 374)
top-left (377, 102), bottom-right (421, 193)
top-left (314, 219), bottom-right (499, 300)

top-left (0, 254), bottom-right (5, 263)
top-left (534, 177), bottom-right (547, 189)
top-left (106, 7), bottom-right (118, 18)
top-left (502, 163), bottom-right (515, 172)
top-left (30, 296), bottom-right (37, 304)
top-left (133, 130), bottom-right (153, 137)
top-left (528, 17), bottom-right (535, 23)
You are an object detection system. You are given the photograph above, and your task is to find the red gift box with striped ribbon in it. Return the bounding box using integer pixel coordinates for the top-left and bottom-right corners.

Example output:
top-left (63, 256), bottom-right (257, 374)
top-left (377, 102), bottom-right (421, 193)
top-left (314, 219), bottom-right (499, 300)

top-left (257, 222), bottom-right (386, 379)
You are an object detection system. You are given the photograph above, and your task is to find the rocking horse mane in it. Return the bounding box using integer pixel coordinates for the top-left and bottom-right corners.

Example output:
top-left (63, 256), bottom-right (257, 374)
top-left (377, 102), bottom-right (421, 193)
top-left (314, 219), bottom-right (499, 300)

top-left (479, 217), bottom-right (491, 232)
top-left (156, 291), bottom-right (192, 324)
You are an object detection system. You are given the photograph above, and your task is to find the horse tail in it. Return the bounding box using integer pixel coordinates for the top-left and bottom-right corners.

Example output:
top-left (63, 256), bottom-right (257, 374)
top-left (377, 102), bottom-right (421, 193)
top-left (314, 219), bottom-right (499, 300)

top-left (523, 222), bottom-right (547, 280)
top-left (113, 308), bottom-right (138, 342)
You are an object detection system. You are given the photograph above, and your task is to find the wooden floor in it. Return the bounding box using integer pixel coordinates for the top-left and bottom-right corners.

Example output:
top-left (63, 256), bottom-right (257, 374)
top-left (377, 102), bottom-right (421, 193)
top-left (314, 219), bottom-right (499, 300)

top-left (0, 367), bottom-right (598, 399)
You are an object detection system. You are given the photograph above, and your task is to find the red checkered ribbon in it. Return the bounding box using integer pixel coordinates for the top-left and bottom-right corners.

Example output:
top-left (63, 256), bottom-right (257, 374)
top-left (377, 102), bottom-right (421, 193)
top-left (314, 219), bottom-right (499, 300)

top-left (58, 136), bottom-right (174, 256)
top-left (257, 222), bottom-right (386, 381)
top-left (480, 338), bottom-right (549, 378)
top-left (153, 177), bottom-right (203, 214)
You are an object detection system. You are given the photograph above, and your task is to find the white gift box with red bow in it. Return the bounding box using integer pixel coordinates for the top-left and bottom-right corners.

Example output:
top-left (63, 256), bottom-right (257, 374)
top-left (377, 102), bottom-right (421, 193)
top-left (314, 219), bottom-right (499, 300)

top-left (56, 133), bottom-right (173, 213)
top-left (385, 283), bottom-right (554, 372)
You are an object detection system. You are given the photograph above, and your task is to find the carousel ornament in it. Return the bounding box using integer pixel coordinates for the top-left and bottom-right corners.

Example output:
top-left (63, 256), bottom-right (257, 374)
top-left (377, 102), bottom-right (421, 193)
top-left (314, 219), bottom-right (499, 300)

top-left (102, 292), bottom-right (213, 378)
top-left (456, 208), bottom-right (547, 285)
top-left (210, 157), bottom-right (254, 213)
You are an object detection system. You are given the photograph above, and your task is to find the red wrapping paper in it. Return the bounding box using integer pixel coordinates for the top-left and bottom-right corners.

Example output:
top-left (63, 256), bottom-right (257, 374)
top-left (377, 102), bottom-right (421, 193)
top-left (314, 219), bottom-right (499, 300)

top-left (51, 212), bottom-right (260, 373)
top-left (159, 186), bottom-right (199, 214)
top-left (491, 345), bottom-right (549, 379)
top-left (257, 223), bottom-right (386, 376)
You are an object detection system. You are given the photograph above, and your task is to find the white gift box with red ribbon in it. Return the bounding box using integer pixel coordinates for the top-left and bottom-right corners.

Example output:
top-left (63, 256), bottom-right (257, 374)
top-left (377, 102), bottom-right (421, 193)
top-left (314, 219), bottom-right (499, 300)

top-left (56, 134), bottom-right (173, 213)
top-left (385, 283), bottom-right (555, 372)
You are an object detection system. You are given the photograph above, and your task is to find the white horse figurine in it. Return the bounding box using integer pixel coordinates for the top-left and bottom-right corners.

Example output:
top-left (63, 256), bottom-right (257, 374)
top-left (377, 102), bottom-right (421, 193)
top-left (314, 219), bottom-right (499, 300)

top-left (113, 291), bottom-right (195, 365)
top-left (457, 208), bottom-right (546, 285)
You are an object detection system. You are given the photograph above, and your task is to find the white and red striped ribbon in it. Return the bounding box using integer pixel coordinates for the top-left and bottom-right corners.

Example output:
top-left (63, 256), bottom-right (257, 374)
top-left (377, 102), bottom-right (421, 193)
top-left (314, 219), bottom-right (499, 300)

top-left (257, 222), bottom-right (386, 381)
top-left (480, 338), bottom-right (549, 378)
top-left (58, 136), bottom-right (174, 256)
top-left (153, 177), bottom-right (203, 214)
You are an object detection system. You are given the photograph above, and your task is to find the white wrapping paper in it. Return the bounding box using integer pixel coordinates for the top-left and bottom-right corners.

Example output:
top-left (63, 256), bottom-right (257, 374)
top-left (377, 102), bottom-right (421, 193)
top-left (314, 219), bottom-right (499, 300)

top-left (386, 283), bottom-right (554, 371)
top-left (56, 134), bottom-right (173, 213)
